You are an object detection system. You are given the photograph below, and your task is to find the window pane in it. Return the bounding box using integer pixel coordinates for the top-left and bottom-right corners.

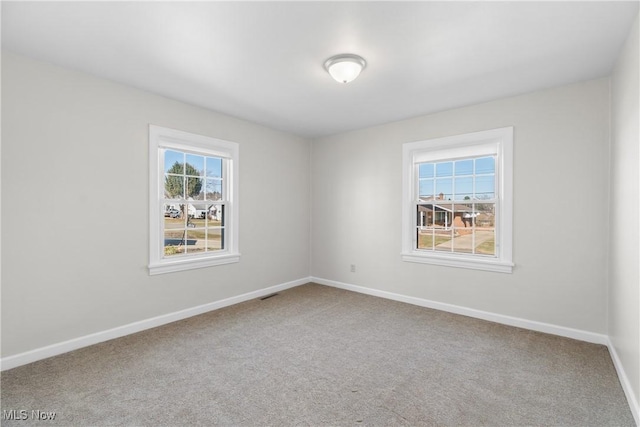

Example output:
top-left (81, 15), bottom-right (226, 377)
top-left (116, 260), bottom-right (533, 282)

top-left (434, 230), bottom-right (453, 252)
top-left (207, 157), bottom-right (223, 178)
top-left (186, 154), bottom-right (205, 176)
top-left (455, 159), bottom-right (473, 176)
top-left (419, 163), bottom-right (434, 179)
top-left (433, 203), bottom-right (453, 227)
top-left (475, 203), bottom-right (495, 227)
top-left (186, 229), bottom-right (205, 254)
top-left (474, 228), bottom-right (495, 255)
top-left (458, 203), bottom-right (475, 228)
top-left (435, 179), bottom-right (453, 200)
top-left (452, 234), bottom-right (473, 254)
top-left (189, 177), bottom-right (205, 200)
top-left (417, 204), bottom-right (432, 227)
top-left (417, 228), bottom-right (434, 250)
top-left (475, 157), bottom-right (495, 174)
top-left (164, 150), bottom-right (183, 174)
top-left (164, 230), bottom-right (184, 257)
top-left (165, 175), bottom-right (184, 199)
top-left (436, 162), bottom-right (453, 177)
top-left (454, 177), bottom-right (473, 201)
top-left (418, 179), bottom-right (434, 198)
top-left (475, 175), bottom-right (495, 199)
top-left (189, 216), bottom-right (207, 228)
top-left (184, 176), bottom-right (203, 199)
top-left (182, 161), bottom-right (199, 179)
top-left (206, 179), bottom-right (223, 201)
top-left (164, 203), bottom-right (183, 220)
top-left (164, 208), bottom-right (185, 229)
top-left (452, 203), bottom-right (474, 253)
top-left (208, 204), bottom-right (223, 226)
top-left (207, 228), bottom-right (224, 251)
top-left (453, 203), bottom-right (473, 228)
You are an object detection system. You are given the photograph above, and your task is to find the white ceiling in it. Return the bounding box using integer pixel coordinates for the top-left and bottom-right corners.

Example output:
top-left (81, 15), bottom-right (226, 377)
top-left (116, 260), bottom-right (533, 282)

top-left (2, 1), bottom-right (638, 138)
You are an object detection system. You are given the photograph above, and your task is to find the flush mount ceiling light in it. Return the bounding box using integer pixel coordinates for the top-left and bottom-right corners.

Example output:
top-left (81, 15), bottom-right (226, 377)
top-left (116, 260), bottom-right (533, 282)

top-left (324, 54), bottom-right (367, 84)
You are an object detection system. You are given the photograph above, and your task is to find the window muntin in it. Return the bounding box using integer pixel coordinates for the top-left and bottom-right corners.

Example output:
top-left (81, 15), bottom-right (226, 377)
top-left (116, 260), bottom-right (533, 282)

top-left (416, 156), bottom-right (496, 256)
top-left (149, 126), bottom-right (239, 275)
top-left (162, 151), bottom-right (225, 257)
top-left (402, 127), bottom-right (513, 273)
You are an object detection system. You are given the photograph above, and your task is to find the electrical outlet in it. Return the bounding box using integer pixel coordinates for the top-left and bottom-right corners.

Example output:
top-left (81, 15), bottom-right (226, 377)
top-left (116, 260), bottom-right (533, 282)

top-left (350, 264), bottom-right (356, 273)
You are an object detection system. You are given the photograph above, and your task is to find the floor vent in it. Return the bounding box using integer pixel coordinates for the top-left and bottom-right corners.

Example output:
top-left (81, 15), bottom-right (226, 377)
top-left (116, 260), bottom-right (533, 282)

top-left (260, 293), bottom-right (279, 301)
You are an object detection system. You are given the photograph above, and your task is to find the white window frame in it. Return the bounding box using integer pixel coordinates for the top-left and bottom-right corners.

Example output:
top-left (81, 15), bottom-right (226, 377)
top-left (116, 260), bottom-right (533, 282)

top-left (149, 125), bottom-right (240, 275)
top-left (401, 127), bottom-right (514, 273)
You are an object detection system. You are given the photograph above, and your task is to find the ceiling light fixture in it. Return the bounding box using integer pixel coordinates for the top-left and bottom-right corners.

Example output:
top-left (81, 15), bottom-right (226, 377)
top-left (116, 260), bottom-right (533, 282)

top-left (324, 54), bottom-right (367, 84)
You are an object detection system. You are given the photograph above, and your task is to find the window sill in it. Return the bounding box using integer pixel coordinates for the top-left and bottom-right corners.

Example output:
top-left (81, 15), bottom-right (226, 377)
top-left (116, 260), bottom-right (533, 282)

top-left (149, 253), bottom-right (240, 275)
top-left (401, 251), bottom-right (513, 273)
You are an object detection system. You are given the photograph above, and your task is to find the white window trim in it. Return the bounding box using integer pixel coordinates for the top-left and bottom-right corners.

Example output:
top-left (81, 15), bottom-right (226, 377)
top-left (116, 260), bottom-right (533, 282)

top-left (148, 125), bottom-right (240, 275)
top-left (401, 127), bottom-right (514, 273)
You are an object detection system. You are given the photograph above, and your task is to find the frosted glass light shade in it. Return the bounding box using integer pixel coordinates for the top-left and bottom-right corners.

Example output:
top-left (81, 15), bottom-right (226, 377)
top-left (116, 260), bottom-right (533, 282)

top-left (324, 54), bottom-right (366, 84)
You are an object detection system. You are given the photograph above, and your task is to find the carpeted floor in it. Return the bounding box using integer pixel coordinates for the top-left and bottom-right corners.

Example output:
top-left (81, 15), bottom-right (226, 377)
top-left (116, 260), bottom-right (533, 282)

top-left (1, 283), bottom-right (635, 426)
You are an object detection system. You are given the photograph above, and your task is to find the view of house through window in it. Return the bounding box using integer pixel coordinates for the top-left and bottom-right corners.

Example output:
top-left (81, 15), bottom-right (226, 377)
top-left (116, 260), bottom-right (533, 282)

top-left (416, 156), bottom-right (496, 256)
top-left (149, 125), bottom-right (239, 275)
top-left (402, 127), bottom-right (513, 273)
top-left (163, 150), bottom-right (226, 257)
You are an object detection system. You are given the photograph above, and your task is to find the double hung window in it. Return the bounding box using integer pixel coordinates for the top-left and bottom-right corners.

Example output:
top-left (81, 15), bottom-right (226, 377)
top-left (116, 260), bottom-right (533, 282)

top-left (149, 125), bottom-right (239, 275)
top-left (402, 127), bottom-right (513, 273)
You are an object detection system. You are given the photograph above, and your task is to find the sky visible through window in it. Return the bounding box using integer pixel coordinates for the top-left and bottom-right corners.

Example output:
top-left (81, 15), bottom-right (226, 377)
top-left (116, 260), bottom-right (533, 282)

top-left (418, 156), bottom-right (495, 200)
top-left (164, 150), bottom-right (223, 200)
top-left (165, 150), bottom-right (222, 177)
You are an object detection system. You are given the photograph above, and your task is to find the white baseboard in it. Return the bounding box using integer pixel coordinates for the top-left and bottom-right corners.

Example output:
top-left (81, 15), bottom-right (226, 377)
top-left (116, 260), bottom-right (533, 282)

top-left (608, 338), bottom-right (640, 426)
top-left (0, 277), bottom-right (312, 371)
top-left (3, 276), bottom-right (636, 423)
top-left (318, 275), bottom-right (639, 422)
top-left (311, 277), bottom-right (609, 345)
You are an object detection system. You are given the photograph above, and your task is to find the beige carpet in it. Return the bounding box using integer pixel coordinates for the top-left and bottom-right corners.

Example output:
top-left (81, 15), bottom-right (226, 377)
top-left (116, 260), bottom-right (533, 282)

top-left (1, 283), bottom-right (635, 426)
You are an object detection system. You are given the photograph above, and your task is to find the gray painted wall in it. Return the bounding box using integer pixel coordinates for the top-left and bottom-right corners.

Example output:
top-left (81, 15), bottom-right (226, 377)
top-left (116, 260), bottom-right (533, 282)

top-left (311, 78), bottom-right (610, 334)
top-left (1, 51), bottom-right (311, 357)
top-left (610, 13), bottom-right (640, 410)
